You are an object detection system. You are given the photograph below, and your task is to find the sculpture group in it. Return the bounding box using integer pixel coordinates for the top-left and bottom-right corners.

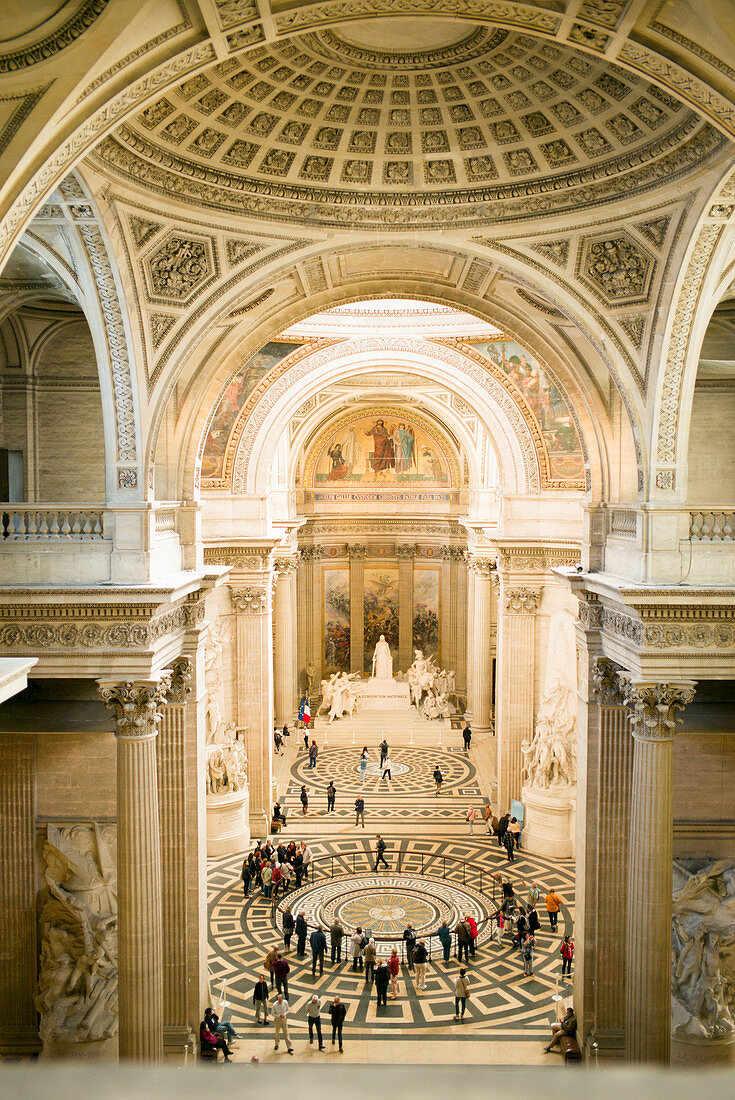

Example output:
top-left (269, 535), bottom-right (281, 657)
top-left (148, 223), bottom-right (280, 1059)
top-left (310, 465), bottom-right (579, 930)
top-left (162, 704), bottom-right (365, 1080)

top-left (205, 622), bottom-right (249, 795)
top-left (317, 670), bottom-right (360, 723)
top-left (407, 649), bottom-right (456, 720)
top-left (521, 613), bottom-right (578, 791)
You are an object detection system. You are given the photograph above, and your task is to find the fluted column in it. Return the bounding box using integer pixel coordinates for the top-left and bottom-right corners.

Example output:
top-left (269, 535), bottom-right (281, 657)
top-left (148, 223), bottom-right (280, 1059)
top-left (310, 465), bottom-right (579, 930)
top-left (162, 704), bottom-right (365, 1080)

top-left (440, 547), bottom-right (453, 671)
top-left (232, 582), bottom-right (274, 835)
top-left (348, 544), bottom-right (366, 676)
top-left (453, 548), bottom-right (468, 694)
top-left (0, 734), bottom-right (38, 1056)
top-left (464, 559), bottom-right (475, 720)
top-left (621, 678), bottom-right (696, 1065)
top-left (98, 676), bottom-right (171, 1062)
top-left (496, 584), bottom-right (540, 808)
top-left (298, 547), bottom-right (322, 692)
top-left (273, 556), bottom-right (299, 727)
top-left (397, 544), bottom-right (416, 671)
top-left (468, 556), bottom-right (496, 734)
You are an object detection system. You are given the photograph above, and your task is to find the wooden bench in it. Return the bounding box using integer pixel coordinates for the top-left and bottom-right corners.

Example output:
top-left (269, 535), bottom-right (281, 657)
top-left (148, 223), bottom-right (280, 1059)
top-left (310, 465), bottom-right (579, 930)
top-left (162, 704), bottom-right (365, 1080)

top-left (559, 1033), bottom-right (582, 1063)
top-left (200, 1043), bottom-right (219, 1063)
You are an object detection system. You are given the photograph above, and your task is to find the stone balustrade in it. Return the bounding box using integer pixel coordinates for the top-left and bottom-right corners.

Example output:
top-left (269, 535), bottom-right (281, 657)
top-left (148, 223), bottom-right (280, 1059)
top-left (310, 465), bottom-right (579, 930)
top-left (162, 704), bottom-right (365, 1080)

top-left (1, 505), bottom-right (105, 540)
top-left (689, 511), bottom-right (735, 540)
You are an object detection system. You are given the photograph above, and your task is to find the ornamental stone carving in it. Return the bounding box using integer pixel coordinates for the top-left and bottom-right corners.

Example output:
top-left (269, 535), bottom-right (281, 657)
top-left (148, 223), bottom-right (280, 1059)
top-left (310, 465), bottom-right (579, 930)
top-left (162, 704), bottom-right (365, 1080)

top-left (579, 233), bottom-right (653, 304)
top-left (346, 543), bottom-right (367, 559)
top-left (619, 679), bottom-right (697, 741)
top-left (602, 607), bottom-right (643, 644)
top-left (591, 656), bottom-right (626, 705)
top-left (98, 677), bottom-right (172, 738)
top-left (168, 655), bottom-right (193, 703)
top-left (468, 556), bottom-right (496, 577)
top-left (144, 234), bottom-right (212, 302)
top-left (273, 555), bottom-right (299, 575)
top-left (643, 622), bottom-right (735, 649)
top-left (505, 587), bottom-right (541, 613)
top-left (231, 586), bottom-right (269, 614)
top-left (298, 545), bottom-right (325, 562)
top-left (396, 544), bottom-right (417, 560)
top-left (0, 0), bottom-right (110, 73)
top-left (577, 598), bottom-right (604, 631)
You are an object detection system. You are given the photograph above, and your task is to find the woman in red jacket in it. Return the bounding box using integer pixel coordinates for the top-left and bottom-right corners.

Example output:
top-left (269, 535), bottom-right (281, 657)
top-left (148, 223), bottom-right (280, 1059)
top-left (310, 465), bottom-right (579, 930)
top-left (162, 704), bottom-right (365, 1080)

top-left (561, 935), bottom-right (574, 976)
top-left (388, 948), bottom-right (400, 999)
top-left (466, 914), bottom-right (478, 958)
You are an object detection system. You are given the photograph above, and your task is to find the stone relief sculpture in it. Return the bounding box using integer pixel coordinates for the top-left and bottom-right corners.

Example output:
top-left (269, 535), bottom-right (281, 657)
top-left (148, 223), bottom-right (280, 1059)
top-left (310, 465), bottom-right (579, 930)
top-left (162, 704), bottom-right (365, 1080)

top-left (672, 859), bottom-right (735, 1040)
top-left (205, 620), bottom-right (248, 795)
top-left (36, 823), bottom-right (118, 1046)
top-left (407, 649), bottom-right (456, 719)
top-left (317, 671), bottom-right (360, 722)
top-left (522, 612), bottom-right (578, 790)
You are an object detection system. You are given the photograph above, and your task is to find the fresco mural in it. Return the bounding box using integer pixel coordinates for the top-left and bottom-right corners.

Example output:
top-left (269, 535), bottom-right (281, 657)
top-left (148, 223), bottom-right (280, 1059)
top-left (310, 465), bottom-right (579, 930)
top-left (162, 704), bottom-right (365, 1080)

top-left (363, 567), bottom-right (399, 676)
top-left (413, 568), bottom-right (440, 659)
top-left (312, 410), bottom-right (454, 489)
top-left (201, 341), bottom-right (296, 480)
top-left (323, 568), bottom-right (350, 673)
top-left (471, 341), bottom-right (585, 481)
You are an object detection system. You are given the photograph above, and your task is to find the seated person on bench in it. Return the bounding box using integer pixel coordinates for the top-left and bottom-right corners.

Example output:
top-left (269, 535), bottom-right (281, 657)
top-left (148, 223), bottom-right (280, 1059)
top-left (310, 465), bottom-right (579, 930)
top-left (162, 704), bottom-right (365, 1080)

top-left (200, 1017), bottom-right (233, 1062)
top-left (544, 1006), bottom-right (577, 1053)
top-left (272, 802), bottom-right (287, 829)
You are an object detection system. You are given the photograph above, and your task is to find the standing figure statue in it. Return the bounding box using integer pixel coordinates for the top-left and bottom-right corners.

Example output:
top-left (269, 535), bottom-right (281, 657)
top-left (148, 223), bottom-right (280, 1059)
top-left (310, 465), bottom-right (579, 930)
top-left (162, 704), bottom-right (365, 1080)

top-left (371, 634), bottom-right (393, 680)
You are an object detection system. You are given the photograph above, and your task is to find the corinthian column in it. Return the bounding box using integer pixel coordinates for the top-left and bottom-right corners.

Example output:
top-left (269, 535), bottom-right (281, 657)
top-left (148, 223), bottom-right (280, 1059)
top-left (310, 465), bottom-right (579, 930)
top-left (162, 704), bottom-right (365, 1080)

top-left (467, 556), bottom-right (496, 735)
top-left (464, 559), bottom-right (475, 720)
top-left (348, 544), bottom-right (366, 676)
top-left (232, 583), bottom-right (273, 836)
top-left (621, 678), bottom-right (696, 1065)
top-left (397, 544), bottom-right (416, 672)
top-left (496, 584), bottom-right (540, 808)
top-left (273, 556), bottom-right (299, 727)
top-left (98, 675), bottom-right (171, 1062)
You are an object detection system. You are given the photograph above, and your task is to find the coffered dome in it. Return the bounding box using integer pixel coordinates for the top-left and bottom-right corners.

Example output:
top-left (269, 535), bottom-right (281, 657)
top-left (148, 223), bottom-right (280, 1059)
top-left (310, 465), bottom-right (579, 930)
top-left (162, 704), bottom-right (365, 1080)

top-left (93, 24), bottom-right (723, 229)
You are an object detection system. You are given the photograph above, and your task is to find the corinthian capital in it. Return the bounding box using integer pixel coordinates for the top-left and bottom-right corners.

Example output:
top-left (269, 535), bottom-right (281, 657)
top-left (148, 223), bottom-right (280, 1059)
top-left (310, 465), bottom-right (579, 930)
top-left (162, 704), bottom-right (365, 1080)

top-left (347, 543), bottom-right (367, 559)
top-left (231, 586), bottom-right (269, 614)
top-left (505, 587), bottom-right (541, 614)
top-left (168, 655), bottom-right (193, 703)
top-left (620, 679), bottom-right (697, 741)
top-left (273, 556), bottom-right (299, 576)
top-left (97, 675), bottom-right (172, 739)
top-left (469, 555), bottom-right (496, 578)
top-left (396, 544), bottom-right (417, 560)
top-left (591, 656), bottom-right (625, 705)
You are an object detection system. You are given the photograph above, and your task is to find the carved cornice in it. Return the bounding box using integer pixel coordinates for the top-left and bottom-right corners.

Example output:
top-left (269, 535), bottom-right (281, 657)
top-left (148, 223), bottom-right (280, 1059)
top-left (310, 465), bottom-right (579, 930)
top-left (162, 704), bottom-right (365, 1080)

top-left (231, 586), bottom-right (269, 614)
top-left (204, 544), bottom-right (273, 568)
top-left (0, 0), bottom-right (110, 73)
top-left (618, 679), bottom-right (697, 742)
top-left (168, 655), bottom-right (192, 703)
top-left (577, 596), bottom-right (604, 632)
top-left (497, 544), bottom-right (581, 572)
top-left (346, 543), bottom-right (367, 560)
top-left (97, 675), bottom-right (172, 740)
top-left (592, 656), bottom-right (626, 706)
top-left (602, 607), bottom-right (643, 644)
top-left (505, 587), bottom-right (541, 614)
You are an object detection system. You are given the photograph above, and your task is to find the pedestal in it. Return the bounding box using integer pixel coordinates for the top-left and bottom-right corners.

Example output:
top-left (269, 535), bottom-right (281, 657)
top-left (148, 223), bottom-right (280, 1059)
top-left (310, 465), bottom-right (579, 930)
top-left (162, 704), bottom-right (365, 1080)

top-left (207, 788), bottom-right (251, 856)
top-left (521, 784), bottom-right (574, 858)
top-left (359, 678), bottom-right (411, 710)
top-left (40, 1037), bottom-right (119, 1062)
top-left (671, 1035), bottom-right (735, 1067)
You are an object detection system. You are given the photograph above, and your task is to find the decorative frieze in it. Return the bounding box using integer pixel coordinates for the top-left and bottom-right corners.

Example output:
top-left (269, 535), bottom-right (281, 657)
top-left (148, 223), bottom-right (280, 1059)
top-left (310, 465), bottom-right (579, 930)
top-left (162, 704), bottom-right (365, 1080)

top-left (619, 679), bottom-right (697, 741)
top-left (505, 587), bottom-right (541, 614)
top-left (204, 544), bottom-right (273, 568)
top-left (273, 556), bottom-right (299, 575)
top-left (577, 596), bottom-right (604, 631)
top-left (496, 544), bottom-right (581, 571)
top-left (602, 607), bottom-right (643, 644)
top-left (0, 598), bottom-right (204, 651)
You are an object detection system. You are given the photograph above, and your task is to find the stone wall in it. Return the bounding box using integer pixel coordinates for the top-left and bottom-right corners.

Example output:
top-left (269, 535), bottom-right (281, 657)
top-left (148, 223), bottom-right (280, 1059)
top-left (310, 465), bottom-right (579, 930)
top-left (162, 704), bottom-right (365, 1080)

top-left (36, 732), bottom-right (116, 819)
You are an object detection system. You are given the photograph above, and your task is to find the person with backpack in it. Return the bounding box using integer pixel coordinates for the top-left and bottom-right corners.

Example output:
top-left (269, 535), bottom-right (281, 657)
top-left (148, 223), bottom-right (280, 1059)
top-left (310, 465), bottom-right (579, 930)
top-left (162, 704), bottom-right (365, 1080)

top-left (521, 931), bottom-right (535, 977)
top-left (433, 765), bottom-right (443, 795)
top-left (359, 746), bottom-right (369, 783)
top-left (453, 969), bottom-right (470, 1020)
top-left (455, 917), bottom-right (471, 963)
top-left (374, 834), bottom-right (389, 870)
top-left (355, 794), bottom-right (365, 827)
top-left (561, 935), bottom-right (574, 975)
top-left (403, 925), bottom-right (417, 970)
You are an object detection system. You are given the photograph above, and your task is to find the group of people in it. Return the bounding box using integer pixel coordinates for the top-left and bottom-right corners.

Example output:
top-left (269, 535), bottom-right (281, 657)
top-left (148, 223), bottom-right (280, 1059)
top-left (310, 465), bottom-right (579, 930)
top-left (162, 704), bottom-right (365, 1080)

top-left (241, 838), bottom-right (316, 898)
top-left (491, 875), bottom-right (571, 980)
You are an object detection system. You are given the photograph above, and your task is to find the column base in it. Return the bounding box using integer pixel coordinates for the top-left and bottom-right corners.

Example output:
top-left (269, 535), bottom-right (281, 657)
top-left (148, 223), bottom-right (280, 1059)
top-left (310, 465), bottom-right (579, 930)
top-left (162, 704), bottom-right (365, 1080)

top-left (39, 1037), bottom-right (118, 1061)
top-left (163, 1026), bottom-right (195, 1060)
top-left (250, 809), bottom-right (271, 840)
top-left (206, 788), bottom-right (251, 856)
top-left (0, 1027), bottom-right (41, 1058)
top-left (672, 1034), bottom-right (735, 1066)
top-left (521, 784), bottom-right (574, 858)
top-left (585, 1029), bottom-right (626, 1062)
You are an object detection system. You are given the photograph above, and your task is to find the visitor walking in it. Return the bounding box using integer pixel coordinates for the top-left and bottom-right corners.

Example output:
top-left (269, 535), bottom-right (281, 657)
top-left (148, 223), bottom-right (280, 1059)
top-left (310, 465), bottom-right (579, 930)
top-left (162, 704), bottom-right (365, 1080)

top-left (388, 948), bottom-right (400, 998)
top-left (329, 997), bottom-right (346, 1052)
top-left (403, 925), bottom-right (417, 970)
top-left (483, 804), bottom-right (493, 833)
top-left (374, 834), bottom-right (389, 870)
top-left (359, 746), bottom-right (369, 782)
top-left (308, 740), bottom-right (318, 769)
top-left (453, 969), bottom-right (470, 1020)
top-left (527, 904), bottom-right (540, 936)
top-left (437, 921), bottom-right (452, 963)
top-left (310, 925), bottom-right (327, 976)
top-left (364, 938), bottom-right (376, 982)
top-left (381, 755), bottom-right (393, 780)
top-left (466, 806), bottom-right (477, 835)
top-left (300, 785), bottom-right (309, 815)
top-left (264, 945), bottom-right (279, 990)
top-left (521, 932), bottom-right (535, 977)
top-left (330, 918), bottom-right (344, 964)
top-left (466, 914), bottom-right (478, 957)
top-left (271, 993), bottom-right (294, 1054)
top-left (496, 812), bottom-right (510, 848)
top-left (282, 906), bottom-right (294, 953)
top-left (414, 939), bottom-right (428, 991)
top-left (561, 935), bottom-right (574, 975)
top-left (462, 723), bottom-right (472, 752)
top-left (546, 887), bottom-right (562, 931)
top-left (307, 995), bottom-right (325, 1050)
top-left (375, 960), bottom-right (389, 1006)
top-left (503, 828), bottom-right (516, 862)
top-left (274, 728), bottom-right (284, 755)
top-left (295, 911), bottom-right (308, 956)
top-left (433, 765), bottom-right (443, 795)
top-left (273, 953), bottom-right (290, 1000)
top-left (253, 974), bottom-right (269, 1025)
top-left (355, 795), bottom-right (365, 827)
top-left (379, 739), bottom-right (389, 766)
top-left (326, 781), bottom-right (336, 812)
top-left (524, 880), bottom-right (540, 910)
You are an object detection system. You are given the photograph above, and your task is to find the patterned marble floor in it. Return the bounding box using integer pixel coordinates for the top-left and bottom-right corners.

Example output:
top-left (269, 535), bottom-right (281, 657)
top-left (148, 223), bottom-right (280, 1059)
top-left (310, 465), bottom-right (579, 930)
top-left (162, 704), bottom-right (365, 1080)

top-left (208, 835), bottom-right (575, 1043)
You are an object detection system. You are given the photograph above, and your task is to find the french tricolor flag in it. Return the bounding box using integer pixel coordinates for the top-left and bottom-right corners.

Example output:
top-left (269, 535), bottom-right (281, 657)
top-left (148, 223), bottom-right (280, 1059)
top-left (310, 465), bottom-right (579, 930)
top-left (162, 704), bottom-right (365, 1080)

top-left (298, 697), bottom-right (311, 725)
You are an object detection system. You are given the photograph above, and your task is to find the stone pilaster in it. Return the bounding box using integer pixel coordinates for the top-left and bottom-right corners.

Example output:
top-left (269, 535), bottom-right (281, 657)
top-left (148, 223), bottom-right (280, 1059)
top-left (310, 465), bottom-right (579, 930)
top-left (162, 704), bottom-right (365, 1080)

top-left (273, 556), bottom-right (299, 727)
top-left (232, 582), bottom-right (274, 836)
top-left (298, 547), bottom-right (322, 692)
top-left (496, 584), bottom-right (540, 808)
top-left (397, 544), bottom-right (416, 671)
top-left (452, 548), bottom-right (468, 695)
top-left (465, 558), bottom-right (475, 721)
top-left (0, 735), bottom-right (38, 1056)
top-left (621, 677), bottom-right (696, 1065)
top-left (467, 556), bottom-right (496, 735)
top-left (348, 544), bottom-right (366, 676)
top-left (98, 676), bottom-right (171, 1062)
top-left (440, 547), bottom-right (453, 672)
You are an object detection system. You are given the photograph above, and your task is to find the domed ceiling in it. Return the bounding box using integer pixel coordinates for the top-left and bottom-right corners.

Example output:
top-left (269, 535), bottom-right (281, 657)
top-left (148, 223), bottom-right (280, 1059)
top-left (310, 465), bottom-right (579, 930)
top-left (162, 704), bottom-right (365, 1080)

top-left (92, 24), bottom-right (724, 228)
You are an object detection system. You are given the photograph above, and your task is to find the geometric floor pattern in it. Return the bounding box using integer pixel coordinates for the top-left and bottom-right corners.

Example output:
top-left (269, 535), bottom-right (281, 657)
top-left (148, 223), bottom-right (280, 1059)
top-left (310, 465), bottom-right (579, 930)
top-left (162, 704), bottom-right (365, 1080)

top-left (208, 835), bottom-right (575, 1042)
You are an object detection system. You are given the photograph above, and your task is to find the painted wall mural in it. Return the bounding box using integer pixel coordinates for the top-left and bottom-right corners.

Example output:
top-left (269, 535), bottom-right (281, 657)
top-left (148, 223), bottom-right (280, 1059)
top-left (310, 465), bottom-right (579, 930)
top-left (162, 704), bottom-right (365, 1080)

top-left (201, 341), bottom-right (296, 481)
top-left (323, 567), bottom-right (350, 673)
top-left (471, 341), bottom-right (585, 482)
top-left (363, 567), bottom-right (398, 676)
top-left (413, 568), bottom-right (440, 659)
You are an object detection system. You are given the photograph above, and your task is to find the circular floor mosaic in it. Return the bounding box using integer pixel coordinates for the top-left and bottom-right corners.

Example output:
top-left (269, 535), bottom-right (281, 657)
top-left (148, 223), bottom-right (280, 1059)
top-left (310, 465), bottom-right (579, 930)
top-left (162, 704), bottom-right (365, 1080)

top-left (289, 746), bottom-right (478, 798)
top-left (360, 761), bottom-right (410, 778)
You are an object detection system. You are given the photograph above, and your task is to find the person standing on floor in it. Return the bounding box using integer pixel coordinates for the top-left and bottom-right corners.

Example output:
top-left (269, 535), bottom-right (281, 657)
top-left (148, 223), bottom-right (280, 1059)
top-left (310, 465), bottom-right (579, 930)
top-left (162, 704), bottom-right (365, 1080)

top-left (379, 738), bottom-right (389, 766)
top-left (483, 804), bottom-right (493, 833)
top-left (310, 925), bottom-right (327, 976)
top-left (253, 974), bottom-right (269, 1025)
top-left (293, 847), bottom-right (304, 888)
top-left (375, 960), bottom-right (389, 1006)
top-left (303, 729), bottom-right (309, 752)
top-left (433, 765), bottom-right (443, 795)
top-left (261, 861), bottom-right (273, 899)
top-left (273, 952), bottom-right (290, 1000)
top-left (326, 781), bottom-right (336, 813)
top-left (414, 939), bottom-right (428, 992)
top-left (403, 924), bottom-right (417, 970)
top-left (455, 916), bottom-right (471, 963)
top-left (350, 927), bottom-right (364, 971)
top-left (374, 834), bottom-right (389, 870)
top-left (509, 815), bottom-right (521, 849)
top-left (271, 993), bottom-right (294, 1054)
top-left (437, 921), bottom-right (452, 964)
top-left (264, 945), bottom-right (279, 990)
top-left (561, 935), bottom-right (574, 976)
top-left (282, 906), bottom-right (295, 953)
top-left (359, 746), bottom-right (369, 783)
top-left (521, 932), bottom-right (535, 978)
top-left (466, 914), bottom-right (478, 958)
top-left (453, 969), bottom-right (470, 1020)
top-left (527, 904), bottom-right (540, 937)
top-left (329, 996), bottom-right (347, 1053)
top-left (524, 880), bottom-right (540, 910)
top-left (295, 910), bottom-right (308, 956)
top-left (462, 723), bottom-right (472, 752)
top-left (308, 739), bottom-right (318, 769)
top-left (388, 948), bottom-right (400, 998)
top-left (495, 908), bottom-right (504, 945)
top-left (300, 785), bottom-right (309, 816)
top-left (274, 728), bottom-right (284, 756)
top-left (302, 842), bottom-right (313, 881)
top-left (355, 794), bottom-right (365, 827)
top-left (364, 938), bottom-right (376, 983)
top-left (329, 918), bottom-right (344, 965)
top-left (466, 806), bottom-right (477, 835)
top-left (546, 887), bottom-right (562, 931)
top-left (241, 855), bottom-right (252, 898)
top-left (503, 828), bottom-right (516, 862)
top-left (381, 754), bottom-right (393, 780)
top-left (496, 812), bottom-right (510, 848)
top-left (307, 995), bottom-right (325, 1051)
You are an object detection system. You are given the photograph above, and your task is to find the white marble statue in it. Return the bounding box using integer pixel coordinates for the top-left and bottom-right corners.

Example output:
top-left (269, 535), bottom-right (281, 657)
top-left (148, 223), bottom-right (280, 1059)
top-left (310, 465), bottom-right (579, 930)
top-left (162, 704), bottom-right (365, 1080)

top-left (672, 859), bottom-right (735, 1040)
top-left (36, 824), bottom-right (118, 1045)
top-left (371, 634), bottom-right (393, 680)
top-left (204, 618), bottom-right (249, 795)
top-left (522, 612), bottom-right (578, 790)
top-left (407, 649), bottom-right (443, 709)
top-left (327, 671), bottom-right (360, 722)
